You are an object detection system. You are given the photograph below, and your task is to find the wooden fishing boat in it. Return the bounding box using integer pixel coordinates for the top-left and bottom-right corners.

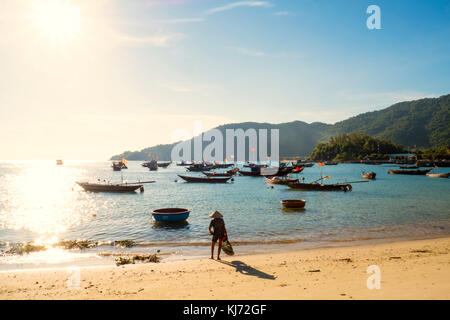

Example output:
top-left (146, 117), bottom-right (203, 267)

top-left (112, 162), bottom-right (123, 171)
top-left (202, 170), bottom-right (235, 177)
top-left (426, 172), bottom-right (450, 178)
top-left (281, 199), bottom-right (306, 209)
top-left (212, 163), bottom-right (234, 169)
top-left (388, 169), bottom-right (431, 175)
top-left (324, 161), bottom-right (338, 165)
top-left (287, 182), bottom-right (352, 191)
top-left (265, 177), bottom-right (299, 185)
top-left (157, 161), bottom-right (171, 168)
top-left (77, 182), bottom-right (144, 193)
top-left (177, 175), bottom-right (231, 183)
top-left (239, 169), bottom-right (261, 176)
top-left (152, 208), bottom-right (190, 222)
top-left (362, 171), bottom-right (376, 180)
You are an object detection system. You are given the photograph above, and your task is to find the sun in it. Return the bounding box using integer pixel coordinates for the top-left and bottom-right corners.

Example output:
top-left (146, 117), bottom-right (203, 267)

top-left (30, 0), bottom-right (81, 45)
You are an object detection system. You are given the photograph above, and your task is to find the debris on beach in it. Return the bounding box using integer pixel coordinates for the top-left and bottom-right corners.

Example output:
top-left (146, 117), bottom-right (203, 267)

top-left (113, 240), bottom-right (135, 248)
top-left (57, 240), bottom-right (98, 250)
top-left (115, 254), bottom-right (160, 266)
top-left (5, 243), bottom-right (47, 255)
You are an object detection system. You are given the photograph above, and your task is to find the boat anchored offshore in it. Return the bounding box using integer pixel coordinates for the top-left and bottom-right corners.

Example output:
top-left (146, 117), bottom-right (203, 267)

top-left (76, 180), bottom-right (155, 193)
top-left (362, 171), bottom-right (376, 179)
top-left (388, 169), bottom-right (431, 175)
top-left (426, 172), bottom-right (450, 178)
top-left (152, 208), bottom-right (190, 222)
top-left (177, 175), bottom-right (231, 183)
top-left (281, 199), bottom-right (306, 209)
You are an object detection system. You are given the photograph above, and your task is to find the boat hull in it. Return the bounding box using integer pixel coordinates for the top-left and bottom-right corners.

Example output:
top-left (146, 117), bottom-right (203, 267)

top-left (426, 173), bottom-right (450, 178)
top-left (388, 169), bottom-right (431, 175)
top-left (281, 199), bottom-right (306, 209)
top-left (77, 182), bottom-right (142, 193)
top-left (287, 182), bottom-right (352, 191)
top-left (152, 208), bottom-right (190, 222)
top-left (178, 175), bottom-right (231, 183)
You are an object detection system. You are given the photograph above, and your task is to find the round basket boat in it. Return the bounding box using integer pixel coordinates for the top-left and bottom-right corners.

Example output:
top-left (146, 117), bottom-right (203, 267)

top-left (152, 208), bottom-right (190, 222)
top-left (281, 199), bottom-right (306, 209)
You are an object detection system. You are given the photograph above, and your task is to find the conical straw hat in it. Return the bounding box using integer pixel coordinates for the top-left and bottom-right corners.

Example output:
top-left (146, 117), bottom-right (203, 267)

top-left (209, 210), bottom-right (223, 218)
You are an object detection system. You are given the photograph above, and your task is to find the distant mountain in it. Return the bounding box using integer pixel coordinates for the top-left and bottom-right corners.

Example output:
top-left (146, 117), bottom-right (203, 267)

top-left (111, 94), bottom-right (449, 160)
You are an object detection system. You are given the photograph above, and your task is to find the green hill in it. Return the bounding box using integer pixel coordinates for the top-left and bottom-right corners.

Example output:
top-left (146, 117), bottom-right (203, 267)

top-left (111, 94), bottom-right (449, 160)
top-left (310, 133), bottom-right (406, 161)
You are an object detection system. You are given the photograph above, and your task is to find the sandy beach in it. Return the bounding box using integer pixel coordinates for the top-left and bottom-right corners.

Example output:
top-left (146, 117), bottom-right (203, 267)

top-left (0, 237), bottom-right (449, 300)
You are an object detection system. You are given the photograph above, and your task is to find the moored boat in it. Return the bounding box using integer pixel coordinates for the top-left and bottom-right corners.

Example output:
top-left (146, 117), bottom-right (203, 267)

top-left (76, 182), bottom-right (144, 193)
top-left (281, 199), bottom-right (306, 209)
top-left (265, 176), bottom-right (299, 185)
top-left (362, 171), bottom-right (376, 179)
top-left (426, 172), bottom-right (450, 178)
top-left (152, 208), bottom-right (190, 222)
top-left (287, 182), bottom-right (352, 191)
top-left (388, 169), bottom-right (431, 175)
top-left (177, 175), bottom-right (231, 183)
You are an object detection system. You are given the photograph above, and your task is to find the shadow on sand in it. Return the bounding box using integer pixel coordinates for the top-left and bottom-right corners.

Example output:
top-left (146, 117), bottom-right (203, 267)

top-left (217, 260), bottom-right (276, 280)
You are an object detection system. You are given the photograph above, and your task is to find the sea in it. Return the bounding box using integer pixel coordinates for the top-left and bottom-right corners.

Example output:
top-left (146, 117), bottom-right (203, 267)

top-left (0, 160), bottom-right (449, 270)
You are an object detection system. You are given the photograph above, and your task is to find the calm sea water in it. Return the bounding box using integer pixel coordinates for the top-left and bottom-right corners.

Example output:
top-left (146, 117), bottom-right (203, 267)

top-left (0, 160), bottom-right (449, 268)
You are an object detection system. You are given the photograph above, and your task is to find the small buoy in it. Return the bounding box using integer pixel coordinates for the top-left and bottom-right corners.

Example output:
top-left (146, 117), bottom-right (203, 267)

top-left (92, 213), bottom-right (97, 217)
top-left (140, 186), bottom-right (144, 192)
top-left (174, 180), bottom-right (178, 183)
top-left (269, 208), bottom-right (272, 210)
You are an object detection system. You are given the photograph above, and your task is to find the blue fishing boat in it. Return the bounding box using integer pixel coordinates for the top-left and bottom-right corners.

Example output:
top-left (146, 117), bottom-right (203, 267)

top-left (152, 208), bottom-right (190, 222)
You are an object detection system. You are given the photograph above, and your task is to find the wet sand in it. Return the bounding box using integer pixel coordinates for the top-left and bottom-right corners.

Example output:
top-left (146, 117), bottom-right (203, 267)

top-left (0, 237), bottom-right (449, 299)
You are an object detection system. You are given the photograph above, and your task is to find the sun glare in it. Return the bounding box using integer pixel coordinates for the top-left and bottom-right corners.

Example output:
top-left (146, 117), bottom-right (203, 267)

top-left (31, 0), bottom-right (81, 45)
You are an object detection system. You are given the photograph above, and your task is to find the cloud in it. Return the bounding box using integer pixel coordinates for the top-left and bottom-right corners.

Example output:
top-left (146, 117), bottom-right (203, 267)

top-left (159, 18), bottom-right (204, 23)
top-left (272, 11), bottom-right (293, 16)
top-left (117, 33), bottom-right (186, 47)
top-left (205, 1), bottom-right (272, 15)
top-left (235, 47), bottom-right (265, 57)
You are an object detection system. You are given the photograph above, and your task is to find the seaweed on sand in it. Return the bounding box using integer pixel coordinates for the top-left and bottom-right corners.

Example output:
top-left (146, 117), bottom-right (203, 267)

top-left (113, 240), bottom-right (135, 248)
top-left (5, 243), bottom-right (47, 255)
top-left (115, 254), bottom-right (160, 266)
top-left (57, 240), bottom-right (98, 250)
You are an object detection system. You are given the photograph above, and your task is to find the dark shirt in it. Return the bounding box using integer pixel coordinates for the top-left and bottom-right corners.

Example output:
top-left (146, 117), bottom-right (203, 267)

top-left (209, 218), bottom-right (225, 236)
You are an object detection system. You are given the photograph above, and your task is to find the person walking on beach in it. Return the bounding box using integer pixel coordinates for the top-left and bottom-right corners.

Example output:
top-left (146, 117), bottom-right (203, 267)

top-left (209, 211), bottom-right (227, 260)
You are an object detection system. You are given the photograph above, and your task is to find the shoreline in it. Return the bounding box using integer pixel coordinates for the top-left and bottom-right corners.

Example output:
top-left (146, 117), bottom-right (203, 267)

top-left (0, 236), bottom-right (449, 299)
top-left (1, 233), bottom-right (450, 272)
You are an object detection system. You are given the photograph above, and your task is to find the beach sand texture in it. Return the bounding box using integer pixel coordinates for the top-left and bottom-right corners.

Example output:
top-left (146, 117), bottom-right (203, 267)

top-left (0, 237), bottom-right (449, 300)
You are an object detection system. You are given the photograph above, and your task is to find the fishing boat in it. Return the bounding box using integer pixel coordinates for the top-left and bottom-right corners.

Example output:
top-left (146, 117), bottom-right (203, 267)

top-left (288, 181), bottom-right (352, 191)
top-left (157, 161), bottom-right (172, 168)
top-left (426, 172), bottom-right (450, 178)
top-left (202, 170), bottom-right (235, 177)
top-left (177, 161), bottom-right (193, 166)
top-left (388, 169), bottom-right (431, 175)
top-left (152, 208), bottom-right (190, 222)
top-left (281, 199), bottom-right (306, 209)
top-left (265, 176), bottom-right (299, 185)
top-left (362, 171), bottom-right (376, 180)
top-left (212, 163), bottom-right (234, 169)
top-left (177, 175), bottom-right (231, 183)
top-left (243, 163), bottom-right (268, 168)
top-left (324, 161), bottom-right (338, 165)
top-left (77, 182), bottom-right (144, 193)
top-left (112, 161), bottom-right (124, 171)
top-left (239, 169), bottom-right (261, 176)
top-left (186, 164), bottom-right (214, 172)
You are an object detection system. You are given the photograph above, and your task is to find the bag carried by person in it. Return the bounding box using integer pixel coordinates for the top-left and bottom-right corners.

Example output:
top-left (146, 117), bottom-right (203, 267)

top-left (221, 235), bottom-right (234, 256)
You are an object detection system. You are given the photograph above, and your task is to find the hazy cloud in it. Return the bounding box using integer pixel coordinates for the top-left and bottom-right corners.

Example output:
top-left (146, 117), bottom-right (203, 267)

top-left (205, 1), bottom-right (272, 15)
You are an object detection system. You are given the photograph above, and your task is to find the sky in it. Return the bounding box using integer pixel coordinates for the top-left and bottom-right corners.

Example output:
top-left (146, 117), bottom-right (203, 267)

top-left (0, 0), bottom-right (449, 160)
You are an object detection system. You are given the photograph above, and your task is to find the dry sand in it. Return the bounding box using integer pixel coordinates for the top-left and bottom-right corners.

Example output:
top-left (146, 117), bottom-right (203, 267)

top-left (0, 237), bottom-right (449, 299)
